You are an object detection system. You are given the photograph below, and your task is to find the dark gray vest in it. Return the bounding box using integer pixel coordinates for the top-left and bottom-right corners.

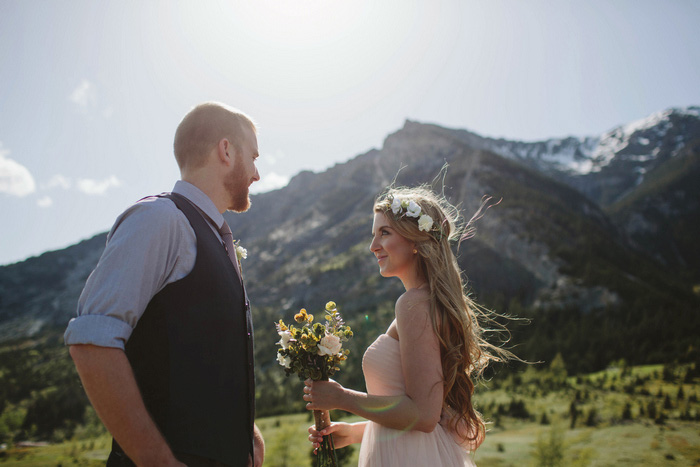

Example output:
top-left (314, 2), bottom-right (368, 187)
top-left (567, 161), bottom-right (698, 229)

top-left (111, 192), bottom-right (255, 466)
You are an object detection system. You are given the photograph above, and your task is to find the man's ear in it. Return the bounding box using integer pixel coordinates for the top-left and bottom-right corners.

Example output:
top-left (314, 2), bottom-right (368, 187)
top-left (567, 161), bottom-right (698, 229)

top-left (217, 138), bottom-right (234, 165)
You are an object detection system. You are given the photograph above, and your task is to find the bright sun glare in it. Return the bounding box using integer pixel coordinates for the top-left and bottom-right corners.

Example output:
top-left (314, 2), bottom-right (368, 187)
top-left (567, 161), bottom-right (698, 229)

top-left (173, 0), bottom-right (432, 102)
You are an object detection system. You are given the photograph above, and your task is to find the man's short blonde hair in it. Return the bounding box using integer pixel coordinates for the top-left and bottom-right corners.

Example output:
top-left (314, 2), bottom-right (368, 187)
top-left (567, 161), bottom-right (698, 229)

top-left (173, 102), bottom-right (256, 171)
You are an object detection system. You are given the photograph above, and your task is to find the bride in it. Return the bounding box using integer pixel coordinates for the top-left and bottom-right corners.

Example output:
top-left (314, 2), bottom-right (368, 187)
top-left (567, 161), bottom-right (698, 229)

top-left (304, 186), bottom-right (511, 466)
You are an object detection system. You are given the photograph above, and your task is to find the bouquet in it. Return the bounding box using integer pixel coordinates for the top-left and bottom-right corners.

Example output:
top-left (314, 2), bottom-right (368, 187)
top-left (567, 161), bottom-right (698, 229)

top-left (275, 301), bottom-right (353, 467)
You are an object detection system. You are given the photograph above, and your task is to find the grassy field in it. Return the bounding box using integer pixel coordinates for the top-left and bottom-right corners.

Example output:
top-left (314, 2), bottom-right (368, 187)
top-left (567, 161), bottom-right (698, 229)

top-left (1, 363), bottom-right (699, 466)
top-left (475, 420), bottom-right (700, 466)
top-left (1, 416), bottom-right (699, 466)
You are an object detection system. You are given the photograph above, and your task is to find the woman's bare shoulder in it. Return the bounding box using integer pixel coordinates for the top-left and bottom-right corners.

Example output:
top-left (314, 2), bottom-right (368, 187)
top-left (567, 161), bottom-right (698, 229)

top-left (395, 287), bottom-right (431, 323)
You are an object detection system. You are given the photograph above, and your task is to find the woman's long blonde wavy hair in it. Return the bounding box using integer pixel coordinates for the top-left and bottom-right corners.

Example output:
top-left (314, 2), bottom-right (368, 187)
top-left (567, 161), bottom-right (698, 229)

top-left (374, 185), bottom-right (511, 447)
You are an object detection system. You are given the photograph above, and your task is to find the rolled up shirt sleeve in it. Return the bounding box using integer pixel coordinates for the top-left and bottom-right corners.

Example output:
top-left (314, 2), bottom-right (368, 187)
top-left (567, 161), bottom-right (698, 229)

top-left (64, 197), bottom-right (196, 349)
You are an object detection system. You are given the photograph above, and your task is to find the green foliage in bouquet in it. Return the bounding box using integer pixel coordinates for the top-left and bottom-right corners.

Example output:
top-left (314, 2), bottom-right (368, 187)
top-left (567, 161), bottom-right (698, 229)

top-left (276, 301), bottom-right (353, 381)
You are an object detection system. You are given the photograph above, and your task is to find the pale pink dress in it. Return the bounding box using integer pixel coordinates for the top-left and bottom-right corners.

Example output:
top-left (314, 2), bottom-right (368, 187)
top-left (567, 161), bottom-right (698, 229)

top-left (358, 334), bottom-right (477, 467)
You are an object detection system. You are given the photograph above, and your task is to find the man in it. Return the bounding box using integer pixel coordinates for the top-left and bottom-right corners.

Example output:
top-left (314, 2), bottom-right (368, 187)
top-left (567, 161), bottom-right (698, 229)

top-left (65, 102), bottom-right (265, 466)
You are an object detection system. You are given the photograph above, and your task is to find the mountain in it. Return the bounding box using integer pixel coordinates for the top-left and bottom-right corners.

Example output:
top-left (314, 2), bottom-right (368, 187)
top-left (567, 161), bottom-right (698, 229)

top-left (0, 233), bottom-right (106, 342)
top-left (229, 120), bottom-right (681, 314)
top-left (606, 137), bottom-right (700, 282)
top-left (392, 106), bottom-right (700, 282)
top-left (0, 106), bottom-right (698, 370)
top-left (449, 106), bottom-right (700, 207)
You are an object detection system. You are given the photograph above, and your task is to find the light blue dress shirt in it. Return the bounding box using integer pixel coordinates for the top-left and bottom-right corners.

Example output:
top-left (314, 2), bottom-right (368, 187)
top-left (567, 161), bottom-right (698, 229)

top-left (64, 181), bottom-right (228, 349)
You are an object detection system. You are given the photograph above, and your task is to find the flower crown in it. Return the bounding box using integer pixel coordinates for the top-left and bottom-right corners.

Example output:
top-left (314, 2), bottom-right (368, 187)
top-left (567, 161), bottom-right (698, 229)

top-left (387, 195), bottom-right (444, 240)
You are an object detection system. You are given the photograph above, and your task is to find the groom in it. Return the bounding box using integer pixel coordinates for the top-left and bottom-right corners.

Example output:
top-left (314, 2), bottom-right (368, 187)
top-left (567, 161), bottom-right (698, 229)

top-left (65, 102), bottom-right (264, 466)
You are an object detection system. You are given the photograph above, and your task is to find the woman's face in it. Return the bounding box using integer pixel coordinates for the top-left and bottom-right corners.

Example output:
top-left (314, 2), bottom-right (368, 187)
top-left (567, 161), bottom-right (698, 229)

top-left (369, 212), bottom-right (417, 280)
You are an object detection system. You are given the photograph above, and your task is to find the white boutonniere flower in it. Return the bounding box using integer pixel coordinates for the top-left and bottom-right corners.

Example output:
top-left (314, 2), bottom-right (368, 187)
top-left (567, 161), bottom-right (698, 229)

top-left (234, 240), bottom-right (247, 262)
top-left (418, 214), bottom-right (434, 232)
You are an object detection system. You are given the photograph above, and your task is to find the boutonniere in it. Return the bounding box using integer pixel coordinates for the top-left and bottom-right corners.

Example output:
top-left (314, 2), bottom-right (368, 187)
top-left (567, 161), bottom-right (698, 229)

top-left (234, 240), bottom-right (247, 269)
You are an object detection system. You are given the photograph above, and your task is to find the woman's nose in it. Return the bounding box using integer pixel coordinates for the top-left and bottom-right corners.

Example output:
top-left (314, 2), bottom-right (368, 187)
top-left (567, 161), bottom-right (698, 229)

top-left (369, 236), bottom-right (379, 253)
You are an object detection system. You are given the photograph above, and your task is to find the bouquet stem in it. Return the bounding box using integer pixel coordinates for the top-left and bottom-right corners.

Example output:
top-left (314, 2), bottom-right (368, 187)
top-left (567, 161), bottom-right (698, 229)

top-left (313, 409), bottom-right (338, 467)
top-left (313, 408), bottom-right (331, 432)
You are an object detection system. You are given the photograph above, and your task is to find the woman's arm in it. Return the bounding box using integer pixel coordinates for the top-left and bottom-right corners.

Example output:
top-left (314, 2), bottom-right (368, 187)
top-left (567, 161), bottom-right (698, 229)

top-left (304, 290), bottom-right (444, 433)
top-left (308, 421), bottom-right (367, 449)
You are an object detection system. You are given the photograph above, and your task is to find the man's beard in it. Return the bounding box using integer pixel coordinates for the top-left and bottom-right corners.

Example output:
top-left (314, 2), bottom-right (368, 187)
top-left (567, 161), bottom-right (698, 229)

top-left (224, 164), bottom-right (251, 213)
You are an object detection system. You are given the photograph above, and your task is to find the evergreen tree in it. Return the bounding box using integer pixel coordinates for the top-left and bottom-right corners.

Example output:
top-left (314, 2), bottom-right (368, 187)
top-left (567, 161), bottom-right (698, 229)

top-left (647, 401), bottom-right (657, 420)
top-left (494, 412), bottom-right (503, 429)
top-left (540, 412), bottom-right (550, 425)
top-left (550, 353), bottom-right (568, 387)
top-left (664, 394), bottom-right (673, 410)
top-left (663, 362), bottom-right (677, 382)
top-left (569, 401), bottom-right (579, 429)
top-left (622, 402), bottom-right (633, 420)
top-left (531, 426), bottom-right (565, 467)
top-left (585, 408), bottom-right (597, 427)
top-left (655, 411), bottom-right (667, 425)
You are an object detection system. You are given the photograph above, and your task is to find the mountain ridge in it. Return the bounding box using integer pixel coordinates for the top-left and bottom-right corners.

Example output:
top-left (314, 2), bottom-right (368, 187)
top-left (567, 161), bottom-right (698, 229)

top-left (0, 106), bottom-right (698, 367)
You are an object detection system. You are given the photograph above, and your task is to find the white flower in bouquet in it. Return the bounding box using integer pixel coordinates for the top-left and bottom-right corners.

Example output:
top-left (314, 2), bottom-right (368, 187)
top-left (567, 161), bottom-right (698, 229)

top-left (317, 333), bottom-right (342, 356)
top-left (406, 200), bottom-right (421, 218)
top-left (418, 214), bottom-right (434, 232)
top-left (278, 330), bottom-right (292, 350)
top-left (277, 352), bottom-right (291, 368)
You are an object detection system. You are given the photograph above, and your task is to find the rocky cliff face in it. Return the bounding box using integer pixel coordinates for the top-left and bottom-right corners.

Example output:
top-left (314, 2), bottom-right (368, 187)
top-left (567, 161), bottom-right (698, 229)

top-left (606, 138), bottom-right (700, 277)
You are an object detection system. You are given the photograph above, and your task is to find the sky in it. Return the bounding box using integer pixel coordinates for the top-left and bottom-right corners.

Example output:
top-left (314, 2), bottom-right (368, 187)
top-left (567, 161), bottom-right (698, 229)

top-left (1, 0), bottom-right (699, 266)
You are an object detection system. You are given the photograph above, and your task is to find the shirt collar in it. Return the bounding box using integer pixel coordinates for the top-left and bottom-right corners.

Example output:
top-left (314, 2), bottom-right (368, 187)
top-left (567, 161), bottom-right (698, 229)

top-left (172, 180), bottom-right (226, 230)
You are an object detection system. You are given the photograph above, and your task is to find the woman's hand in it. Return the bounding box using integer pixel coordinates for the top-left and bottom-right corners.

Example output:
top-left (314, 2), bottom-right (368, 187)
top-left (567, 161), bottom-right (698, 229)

top-left (308, 422), bottom-right (365, 451)
top-left (303, 378), bottom-right (346, 412)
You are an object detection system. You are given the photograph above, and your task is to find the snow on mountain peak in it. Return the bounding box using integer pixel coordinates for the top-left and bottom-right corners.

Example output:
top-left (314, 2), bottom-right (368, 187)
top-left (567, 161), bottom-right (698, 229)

top-left (587, 106), bottom-right (699, 173)
top-left (407, 106), bottom-right (698, 178)
top-left (622, 109), bottom-right (674, 136)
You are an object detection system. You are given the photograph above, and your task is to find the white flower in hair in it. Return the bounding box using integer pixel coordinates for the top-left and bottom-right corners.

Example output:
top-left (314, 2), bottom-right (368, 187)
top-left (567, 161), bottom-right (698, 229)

top-left (418, 214), bottom-right (434, 232)
top-left (406, 200), bottom-right (421, 218)
top-left (391, 197), bottom-right (402, 214)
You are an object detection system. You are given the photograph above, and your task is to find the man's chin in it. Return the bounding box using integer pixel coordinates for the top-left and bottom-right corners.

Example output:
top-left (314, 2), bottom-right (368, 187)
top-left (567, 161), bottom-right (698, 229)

top-left (228, 196), bottom-right (251, 213)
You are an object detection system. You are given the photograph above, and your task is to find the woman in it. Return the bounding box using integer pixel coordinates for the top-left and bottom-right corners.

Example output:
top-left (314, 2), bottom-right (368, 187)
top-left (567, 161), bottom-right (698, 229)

top-left (304, 186), bottom-right (510, 466)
